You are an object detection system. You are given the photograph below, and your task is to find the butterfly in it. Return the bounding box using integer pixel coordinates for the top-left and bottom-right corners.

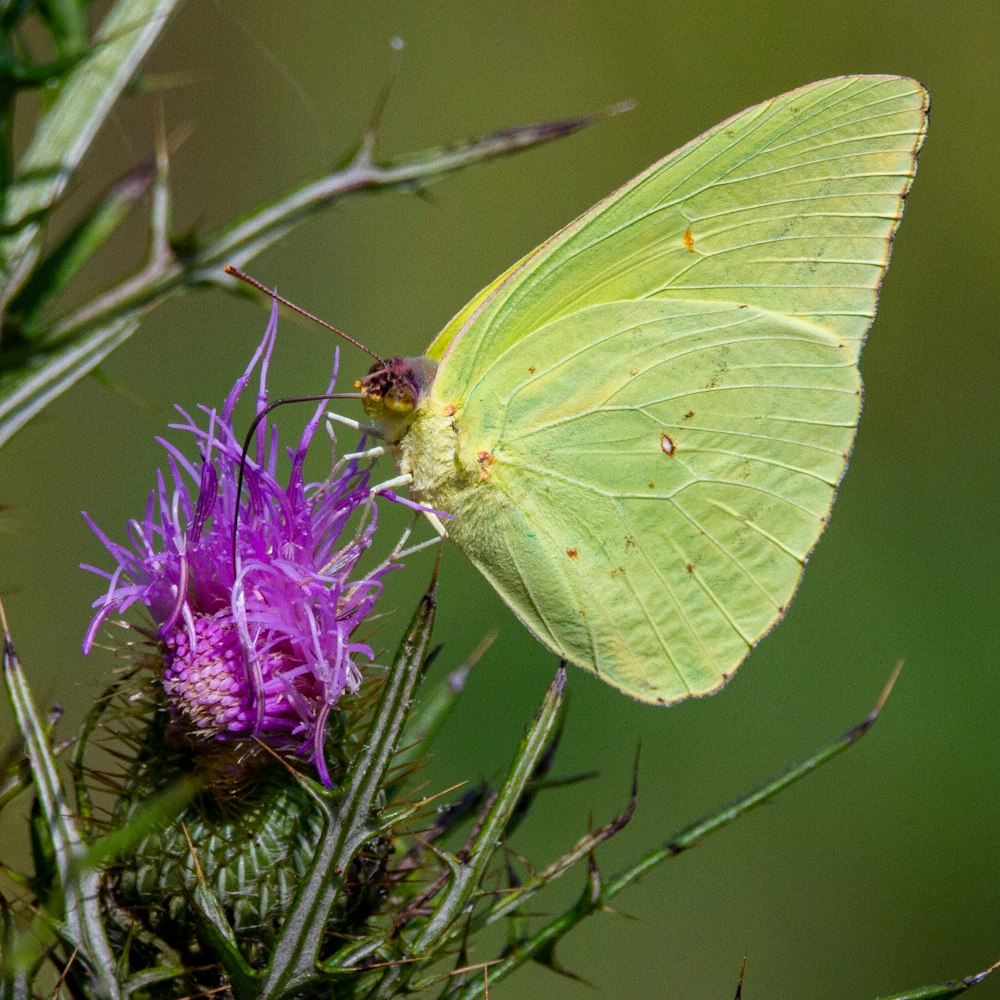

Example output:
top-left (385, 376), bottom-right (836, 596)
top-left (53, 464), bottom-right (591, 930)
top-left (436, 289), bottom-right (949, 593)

top-left (358, 75), bottom-right (928, 704)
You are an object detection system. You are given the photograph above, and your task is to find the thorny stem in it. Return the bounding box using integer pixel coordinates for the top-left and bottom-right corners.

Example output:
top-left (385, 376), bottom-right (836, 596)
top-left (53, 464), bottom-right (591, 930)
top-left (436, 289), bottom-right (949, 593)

top-left (447, 666), bottom-right (905, 1000)
top-left (40, 107), bottom-right (628, 352)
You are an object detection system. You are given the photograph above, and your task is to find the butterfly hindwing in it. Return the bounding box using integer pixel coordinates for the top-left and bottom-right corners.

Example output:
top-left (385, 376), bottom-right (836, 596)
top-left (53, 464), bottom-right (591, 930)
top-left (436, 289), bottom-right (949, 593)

top-left (421, 300), bottom-right (858, 701)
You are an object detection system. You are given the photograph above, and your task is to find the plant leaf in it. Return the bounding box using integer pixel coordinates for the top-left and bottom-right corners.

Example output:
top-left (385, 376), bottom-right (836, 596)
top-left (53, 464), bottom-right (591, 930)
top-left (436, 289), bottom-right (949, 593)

top-left (445, 668), bottom-right (900, 1000)
top-left (876, 960), bottom-right (1000, 1000)
top-left (0, 315), bottom-right (138, 449)
top-left (1, 612), bottom-right (120, 998)
top-left (9, 158), bottom-right (155, 333)
top-left (0, 0), bottom-right (182, 308)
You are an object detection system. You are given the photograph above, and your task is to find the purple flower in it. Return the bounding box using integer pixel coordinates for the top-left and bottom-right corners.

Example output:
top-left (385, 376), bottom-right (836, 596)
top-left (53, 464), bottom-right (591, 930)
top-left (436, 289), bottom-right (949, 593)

top-left (83, 303), bottom-right (398, 785)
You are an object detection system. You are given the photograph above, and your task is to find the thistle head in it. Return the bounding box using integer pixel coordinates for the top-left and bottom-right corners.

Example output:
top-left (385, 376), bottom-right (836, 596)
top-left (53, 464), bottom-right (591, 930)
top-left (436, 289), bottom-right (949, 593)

top-left (83, 302), bottom-right (398, 786)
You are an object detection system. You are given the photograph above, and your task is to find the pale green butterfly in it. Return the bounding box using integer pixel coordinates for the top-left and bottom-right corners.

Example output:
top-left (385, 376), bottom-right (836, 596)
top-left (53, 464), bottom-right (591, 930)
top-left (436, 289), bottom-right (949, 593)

top-left (359, 75), bottom-right (928, 704)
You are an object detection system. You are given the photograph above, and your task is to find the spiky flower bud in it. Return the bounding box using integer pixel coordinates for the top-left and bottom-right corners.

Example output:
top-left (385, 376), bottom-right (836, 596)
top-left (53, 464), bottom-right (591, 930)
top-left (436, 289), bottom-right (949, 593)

top-left (75, 306), bottom-right (410, 964)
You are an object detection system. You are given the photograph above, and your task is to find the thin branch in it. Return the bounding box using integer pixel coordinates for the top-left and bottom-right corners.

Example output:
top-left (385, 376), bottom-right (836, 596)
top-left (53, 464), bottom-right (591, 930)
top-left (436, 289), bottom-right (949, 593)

top-left (45, 103), bottom-right (630, 348)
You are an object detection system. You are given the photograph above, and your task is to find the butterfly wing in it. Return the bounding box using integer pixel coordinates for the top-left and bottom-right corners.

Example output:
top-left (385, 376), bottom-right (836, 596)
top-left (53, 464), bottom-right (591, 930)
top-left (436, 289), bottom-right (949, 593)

top-left (407, 75), bottom-right (927, 702)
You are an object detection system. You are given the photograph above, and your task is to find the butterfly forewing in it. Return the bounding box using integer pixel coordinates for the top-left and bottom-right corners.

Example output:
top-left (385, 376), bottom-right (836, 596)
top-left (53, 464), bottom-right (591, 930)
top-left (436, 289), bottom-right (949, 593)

top-left (429, 76), bottom-right (927, 382)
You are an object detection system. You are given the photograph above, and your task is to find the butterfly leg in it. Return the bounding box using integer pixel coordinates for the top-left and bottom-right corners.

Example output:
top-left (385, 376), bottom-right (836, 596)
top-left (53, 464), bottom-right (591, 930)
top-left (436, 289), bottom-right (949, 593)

top-left (422, 509), bottom-right (449, 538)
top-left (370, 473), bottom-right (413, 495)
top-left (368, 471), bottom-right (450, 540)
top-left (326, 411), bottom-right (380, 436)
top-left (341, 444), bottom-right (387, 462)
top-left (393, 520), bottom-right (448, 559)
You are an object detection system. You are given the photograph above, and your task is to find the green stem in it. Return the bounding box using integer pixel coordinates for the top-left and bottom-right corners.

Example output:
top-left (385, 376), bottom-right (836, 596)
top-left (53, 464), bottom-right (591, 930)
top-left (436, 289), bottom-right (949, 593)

top-left (259, 580), bottom-right (437, 1000)
top-left (370, 667), bottom-right (567, 1000)
top-left (875, 959), bottom-right (1000, 1000)
top-left (1, 612), bottom-right (120, 999)
top-left (45, 107), bottom-right (625, 349)
top-left (448, 667), bottom-right (901, 1000)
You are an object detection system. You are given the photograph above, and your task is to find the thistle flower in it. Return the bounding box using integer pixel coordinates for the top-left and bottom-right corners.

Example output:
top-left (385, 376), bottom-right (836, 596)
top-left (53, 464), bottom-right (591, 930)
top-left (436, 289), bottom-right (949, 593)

top-left (82, 302), bottom-right (396, 785)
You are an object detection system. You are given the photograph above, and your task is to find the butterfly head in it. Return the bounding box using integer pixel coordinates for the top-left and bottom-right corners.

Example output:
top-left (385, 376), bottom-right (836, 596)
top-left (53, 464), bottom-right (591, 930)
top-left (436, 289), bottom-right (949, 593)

top-left (356, 355), bottom-right (438, 444)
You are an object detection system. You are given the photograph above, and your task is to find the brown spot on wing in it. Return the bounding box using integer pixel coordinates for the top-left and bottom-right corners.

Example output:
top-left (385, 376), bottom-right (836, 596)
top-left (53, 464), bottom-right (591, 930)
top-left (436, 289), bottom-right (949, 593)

top-left (566, 547), bottom-right (579, 560)
top-left (683, 226), bottom-right (696, 252)
top-left (660, 433), bottom-right (676, 457)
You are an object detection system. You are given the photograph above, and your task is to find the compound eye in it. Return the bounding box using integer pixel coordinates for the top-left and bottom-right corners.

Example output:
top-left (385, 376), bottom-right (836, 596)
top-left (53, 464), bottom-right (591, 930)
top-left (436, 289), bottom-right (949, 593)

top-left (384, 383), bottom-right (416, 414)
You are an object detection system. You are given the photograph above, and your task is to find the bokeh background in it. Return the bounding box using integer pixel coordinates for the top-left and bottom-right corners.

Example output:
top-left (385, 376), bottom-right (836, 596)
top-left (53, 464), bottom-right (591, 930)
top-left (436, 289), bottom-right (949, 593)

top-left (3, 2), bottom-right (998, 998)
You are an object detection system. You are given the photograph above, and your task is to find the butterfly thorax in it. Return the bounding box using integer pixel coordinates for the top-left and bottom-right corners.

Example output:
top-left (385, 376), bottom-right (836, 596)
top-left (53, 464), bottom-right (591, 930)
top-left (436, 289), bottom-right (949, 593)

top-left (396, 387), bottom-right (486, 517)
top-left (357, 356), bottom-right (438, 445)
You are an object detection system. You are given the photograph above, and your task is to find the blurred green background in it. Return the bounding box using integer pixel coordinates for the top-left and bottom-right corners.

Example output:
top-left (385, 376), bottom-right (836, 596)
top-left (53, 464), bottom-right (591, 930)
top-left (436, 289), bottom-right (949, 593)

top-left (3, 2), bottom-right (998, 998)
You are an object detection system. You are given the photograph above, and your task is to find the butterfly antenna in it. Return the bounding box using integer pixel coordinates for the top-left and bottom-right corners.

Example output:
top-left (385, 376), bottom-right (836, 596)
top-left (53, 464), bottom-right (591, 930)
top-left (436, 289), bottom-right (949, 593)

top-left (230, 391), bottom-right (362, 574)
top-left (224, 266), bottom-right (384, 363)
